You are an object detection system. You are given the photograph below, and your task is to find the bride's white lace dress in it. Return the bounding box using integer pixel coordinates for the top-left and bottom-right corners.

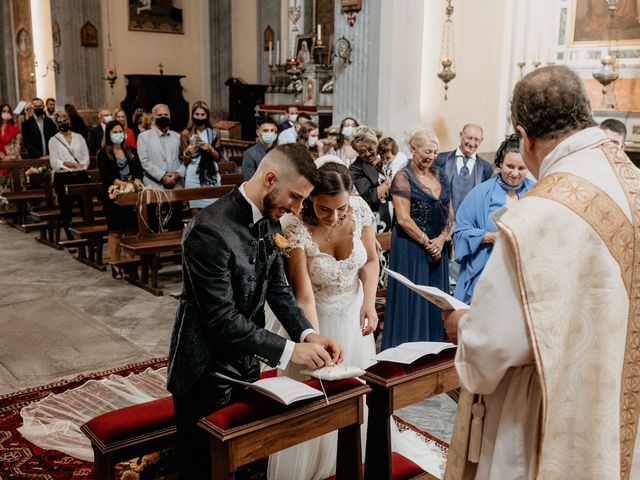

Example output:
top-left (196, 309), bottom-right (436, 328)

top-left (266, 196), bottom-right (445, 479)
top-left (266, 196), bottom-right (374, 480)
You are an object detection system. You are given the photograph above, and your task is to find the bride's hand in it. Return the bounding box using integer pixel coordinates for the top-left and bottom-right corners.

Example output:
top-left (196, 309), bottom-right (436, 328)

top-left (359, 305), bottom-right (378, 336)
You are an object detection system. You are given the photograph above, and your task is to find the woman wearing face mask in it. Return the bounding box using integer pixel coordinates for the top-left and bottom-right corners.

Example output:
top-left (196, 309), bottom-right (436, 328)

top-left (48, 110), bottom-right (90, 240)
top-left (0, 104), bottom-right (20, 181)
top-left (328, 116), bottom-right (359, 166)
top-left (452, 134), bottom-right (535, 303)
top-left (180, 101), bottom-right (222, 213)
top-left (296, 121), bottom-right (322, 159)
top-left (63, 103), bottom-right (88, 140)
top-left (112, 108), bottom-right (136, 149)
top-left (97, 120), bottom-right (144, 279)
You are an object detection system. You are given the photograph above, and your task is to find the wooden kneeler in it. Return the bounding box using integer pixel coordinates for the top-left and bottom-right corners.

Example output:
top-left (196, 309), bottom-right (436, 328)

top-left (198, 377), bottom-right (371, 480)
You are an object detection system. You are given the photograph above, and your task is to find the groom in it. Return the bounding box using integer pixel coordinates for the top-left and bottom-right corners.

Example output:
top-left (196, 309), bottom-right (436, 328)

top-left (167, 143), bottom-right (343, 479)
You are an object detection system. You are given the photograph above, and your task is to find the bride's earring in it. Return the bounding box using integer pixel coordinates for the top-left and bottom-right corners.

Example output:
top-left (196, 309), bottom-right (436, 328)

top-left (338, 214), bottom-right (346, 225)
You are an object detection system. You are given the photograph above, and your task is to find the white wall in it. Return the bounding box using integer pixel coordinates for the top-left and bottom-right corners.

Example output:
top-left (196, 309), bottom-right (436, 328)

top-left (231, 0), bottom-right (258, 83)
top-left (102, 0), bottom-right (210, 110)
top-left (373, 0), bottom-right (561, 154)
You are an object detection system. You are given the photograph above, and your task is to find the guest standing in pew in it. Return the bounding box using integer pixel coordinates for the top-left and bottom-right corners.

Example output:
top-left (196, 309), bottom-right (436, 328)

top-left (113, 108), bottom-right (137, 150)
top-left (97, 120), bottom-right (144, 280)
top-left (452, 134), bottom-right (534, 303)
top-left (382, 128), bottom-right (452, 349)
top-left (180, 101), bottom-right (222, 214)
top-left (137, 103), bottom-right (185, 232)
top-left (242, 115), bottom-right (278, 180)
top-left (64, 104), bottom-right (89, 140)
top-left (87, 109), bottom-right (113, 156)
top-left (48, 110), bottom-right (90, 240)
top-left (442, 65), bottom-right (640, 480)
top-left (21, 97), bottom-right (57, 158)
top-left (349, 126), bottom-right (393, 232)
top-left (167, 143), bottom-right (343, 480)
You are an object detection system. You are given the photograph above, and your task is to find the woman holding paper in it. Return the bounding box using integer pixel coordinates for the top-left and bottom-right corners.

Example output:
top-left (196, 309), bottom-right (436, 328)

top-left (452, 134), bottom-right (534, 303)
top-left (382, 128), bottom-right (452, 349)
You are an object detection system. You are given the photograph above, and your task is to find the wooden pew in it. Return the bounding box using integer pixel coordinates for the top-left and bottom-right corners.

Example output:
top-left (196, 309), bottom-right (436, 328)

top-left (117, 185), bottom-right (234, 295)
top-left (0, 157), bottom-right (52, 229)
top-left (220, 138), bottom-right (254, 168)
top-left (218, 161), bottom-right (237, 174)
top-left (362, 349), bottom-right (460, 479)
top-left (65, 182), bottom-right (108, 271)
top-left (220, 172), bottom-right (243, 185)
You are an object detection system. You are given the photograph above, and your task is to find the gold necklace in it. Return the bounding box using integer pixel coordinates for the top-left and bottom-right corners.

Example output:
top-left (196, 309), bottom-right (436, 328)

top-left (319, 223), bottom-right (337, 242)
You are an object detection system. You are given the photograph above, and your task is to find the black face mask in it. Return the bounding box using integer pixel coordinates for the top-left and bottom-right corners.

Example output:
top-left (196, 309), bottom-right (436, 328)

top-left (47, 108), bottom-right (55, 114)
top-left (34, 108), bottom-right (45, 117)
top-left (193, 118), bottom-right (207, 126)
top-left (58, 122), bottom-right (71, 132)
top-left (155, 116), bottom-right (170, 129)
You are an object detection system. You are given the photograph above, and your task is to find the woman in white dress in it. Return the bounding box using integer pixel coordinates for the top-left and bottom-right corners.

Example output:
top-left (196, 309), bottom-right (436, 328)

top-left (267, 155), bottom-right (379, 479)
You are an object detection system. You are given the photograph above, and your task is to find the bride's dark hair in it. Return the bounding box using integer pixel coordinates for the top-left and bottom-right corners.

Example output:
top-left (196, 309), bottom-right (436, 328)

top-left (302, 161), bottom-right (352, 224)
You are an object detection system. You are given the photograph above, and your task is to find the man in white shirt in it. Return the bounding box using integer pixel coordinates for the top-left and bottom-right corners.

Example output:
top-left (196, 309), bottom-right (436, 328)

top-left (277, 111), bottom-right (311, 145)
top-left (137, 103), bottom-right (185, 230)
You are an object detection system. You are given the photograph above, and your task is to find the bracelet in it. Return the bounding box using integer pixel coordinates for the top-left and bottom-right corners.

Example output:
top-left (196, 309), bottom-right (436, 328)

top-left (419, 233), bottom-right (428, 247)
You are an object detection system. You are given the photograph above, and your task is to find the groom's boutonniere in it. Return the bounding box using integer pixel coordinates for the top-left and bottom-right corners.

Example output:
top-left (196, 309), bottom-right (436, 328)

top-left (271, 233), bottom-right (292, 257)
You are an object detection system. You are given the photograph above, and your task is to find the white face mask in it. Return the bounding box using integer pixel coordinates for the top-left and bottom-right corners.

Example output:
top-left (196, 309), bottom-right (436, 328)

top-left (1, 112), bottom-right (11, 121)
top-left (342, 126), bottom-right (354, 137)
top-left (103, 115), bottom-right (113, 124)
top-left (308, 136), bottom-right (318, 148)
top-left (289, 114), bottom-right (298, 122)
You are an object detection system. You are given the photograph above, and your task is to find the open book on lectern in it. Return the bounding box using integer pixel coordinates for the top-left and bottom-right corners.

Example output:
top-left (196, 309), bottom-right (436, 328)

top-left (385, 268), bottom-right (469, 311)
top-left (213, 372), bottom-right (323, 405)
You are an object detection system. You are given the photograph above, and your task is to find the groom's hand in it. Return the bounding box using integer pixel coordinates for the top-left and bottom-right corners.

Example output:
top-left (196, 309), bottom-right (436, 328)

top-left (304, 333), bottom-right (344, 365)
top-left (291, 342), bottom-right (334, 368)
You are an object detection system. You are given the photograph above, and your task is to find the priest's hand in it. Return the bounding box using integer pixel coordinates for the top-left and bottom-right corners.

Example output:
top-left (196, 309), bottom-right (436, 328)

top-left (442, 309), bottom-right (469, 344)
top-left (304, 333), bottom-right (344, 365)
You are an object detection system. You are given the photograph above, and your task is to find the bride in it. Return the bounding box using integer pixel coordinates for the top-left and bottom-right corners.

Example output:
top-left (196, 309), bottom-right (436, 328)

top-left (266, 154), bottom-right (379, 479)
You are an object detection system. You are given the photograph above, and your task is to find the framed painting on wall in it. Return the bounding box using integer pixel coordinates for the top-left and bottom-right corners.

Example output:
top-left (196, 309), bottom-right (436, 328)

top-left (128, 0), bottom-right (184, 34)
top-left (569, 0), bottom-right (640, 45)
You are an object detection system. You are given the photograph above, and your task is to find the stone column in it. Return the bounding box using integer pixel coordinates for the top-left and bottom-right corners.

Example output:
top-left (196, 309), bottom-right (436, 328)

top-left (12, 0), bottom-right (37, 102)
top-left (257, 0), bottom-right (281, 85)
top-left (209, 0), bottom-right (232, 116)
top-left (0, 1), bottom-right (18, 105)
top-left (50, 0), bottom-right (105, 110)
top-left (332, 2), bottom-right (381, 126)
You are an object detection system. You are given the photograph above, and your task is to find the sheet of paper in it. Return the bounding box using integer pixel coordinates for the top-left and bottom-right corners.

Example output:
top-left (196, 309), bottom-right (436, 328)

top-left (373, 341), bottom-right (456, 364)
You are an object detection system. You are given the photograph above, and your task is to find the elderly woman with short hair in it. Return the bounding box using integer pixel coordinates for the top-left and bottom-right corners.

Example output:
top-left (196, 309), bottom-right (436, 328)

top-left (349, 126), bottom-right (392, 231)
top-left (381, 127), bottom-right (452, 349)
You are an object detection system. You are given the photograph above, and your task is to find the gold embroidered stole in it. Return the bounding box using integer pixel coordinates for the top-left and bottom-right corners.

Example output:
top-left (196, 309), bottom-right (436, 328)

top-left (526, 144), bottom-right (640, 479)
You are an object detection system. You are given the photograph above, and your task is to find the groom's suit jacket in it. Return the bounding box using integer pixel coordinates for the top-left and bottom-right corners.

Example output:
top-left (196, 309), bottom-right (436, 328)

top-left (167, 187), bottom-right (312, 402)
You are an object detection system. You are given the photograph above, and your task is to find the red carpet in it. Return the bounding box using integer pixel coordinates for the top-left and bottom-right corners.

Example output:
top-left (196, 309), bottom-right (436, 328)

top-left (0, 357), bottom-right (168, 479)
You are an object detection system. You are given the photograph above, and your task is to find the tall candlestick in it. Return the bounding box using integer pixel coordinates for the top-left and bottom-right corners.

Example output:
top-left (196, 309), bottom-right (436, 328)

top-left (268, 41), bottom-right (273, 67)
top-left (317, 24), bottom-right (322, 41)
top-left (276, 40), bottom-right (280, 66)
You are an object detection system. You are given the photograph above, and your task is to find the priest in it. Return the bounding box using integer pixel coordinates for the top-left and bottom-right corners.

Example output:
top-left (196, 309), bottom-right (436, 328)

top-left (443, 65), bottom-right (640, 479)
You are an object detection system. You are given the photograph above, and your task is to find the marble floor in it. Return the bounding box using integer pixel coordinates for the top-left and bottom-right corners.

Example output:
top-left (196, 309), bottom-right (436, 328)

top-left (0, 223), bottom-right (456, 443)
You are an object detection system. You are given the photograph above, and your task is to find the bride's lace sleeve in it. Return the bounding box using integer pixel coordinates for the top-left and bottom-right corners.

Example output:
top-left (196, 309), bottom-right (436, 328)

top-left (282, 214), bottom-right (310, 250)
top-left (350, 195), bottom-right (375, 227)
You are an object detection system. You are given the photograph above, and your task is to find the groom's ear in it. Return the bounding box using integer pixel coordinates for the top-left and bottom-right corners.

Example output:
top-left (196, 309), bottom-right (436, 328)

top-left (263, 171), bottom-right (277, 188)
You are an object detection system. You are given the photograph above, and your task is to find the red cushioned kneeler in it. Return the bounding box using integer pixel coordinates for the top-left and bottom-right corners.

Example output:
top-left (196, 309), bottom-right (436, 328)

top-left (324, 452), bottom-right (425, 480)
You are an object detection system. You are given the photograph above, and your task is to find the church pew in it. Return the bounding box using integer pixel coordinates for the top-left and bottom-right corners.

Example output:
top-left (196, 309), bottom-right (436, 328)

top-left (362, 349), bottom-right (459, 479)
top-left (117, 185), bottom-right (234, 295)
top-left (0, 157), bottom-right (53, 230)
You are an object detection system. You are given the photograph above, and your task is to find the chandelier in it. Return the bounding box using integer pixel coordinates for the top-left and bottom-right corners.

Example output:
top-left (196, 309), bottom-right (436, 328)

top-left (437, 0), bottom-right (456, 100)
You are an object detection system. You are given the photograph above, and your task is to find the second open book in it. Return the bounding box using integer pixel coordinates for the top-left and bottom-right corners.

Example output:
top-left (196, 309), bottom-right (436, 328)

top-left (385, 268), bottom-right (469, 311)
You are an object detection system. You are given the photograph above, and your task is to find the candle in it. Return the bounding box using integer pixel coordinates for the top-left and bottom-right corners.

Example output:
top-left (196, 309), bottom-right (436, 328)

top-left (276, 40), bottom-right (280, 66)
top-left (268, 41), bottom-right (273, 67)
top-left (317, 24), bottom-right (322, 41)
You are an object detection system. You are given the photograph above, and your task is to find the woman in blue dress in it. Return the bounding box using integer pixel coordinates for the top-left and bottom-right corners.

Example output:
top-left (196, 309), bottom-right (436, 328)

top-left (452, 134), bottom-right (535, 303)
top-left (382, 128), bottom-right (452, 349)
top-left (180, 101), bottom-right (222, 214)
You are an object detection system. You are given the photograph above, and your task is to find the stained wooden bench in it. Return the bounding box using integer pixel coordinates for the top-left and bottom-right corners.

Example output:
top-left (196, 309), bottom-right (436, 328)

top-left (362, 349), bottom-right (459, 479)
top-left (116, 185), bottom-right (234, 295)
top-left (220, 172), bottom-right (243, 185)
